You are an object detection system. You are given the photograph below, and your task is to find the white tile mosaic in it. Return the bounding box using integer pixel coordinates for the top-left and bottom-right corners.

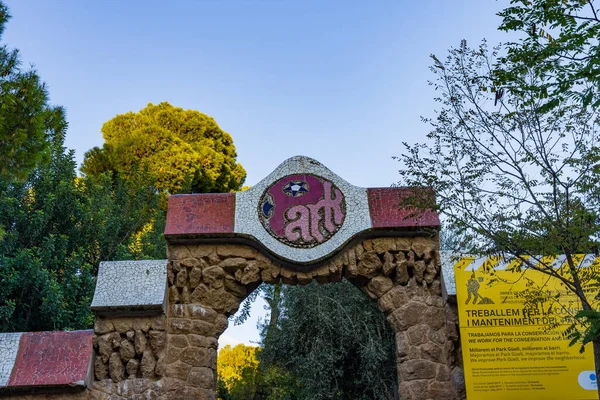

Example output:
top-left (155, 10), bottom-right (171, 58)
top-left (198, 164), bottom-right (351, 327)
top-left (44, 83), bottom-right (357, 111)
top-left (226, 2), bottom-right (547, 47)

top-left (440, 251), bottom-right (457, 296)
top-left (91, 260), bottom-right (167, 310)
top-left (234, 156), bottom-right (372, 264)
top-left (0, 332), bottom-right (21, 387)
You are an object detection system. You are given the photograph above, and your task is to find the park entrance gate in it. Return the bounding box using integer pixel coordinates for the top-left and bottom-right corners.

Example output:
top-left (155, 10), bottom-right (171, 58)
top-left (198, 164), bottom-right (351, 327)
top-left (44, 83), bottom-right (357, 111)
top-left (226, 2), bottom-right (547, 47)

top-left (0, 156), bottom-right (460, 400)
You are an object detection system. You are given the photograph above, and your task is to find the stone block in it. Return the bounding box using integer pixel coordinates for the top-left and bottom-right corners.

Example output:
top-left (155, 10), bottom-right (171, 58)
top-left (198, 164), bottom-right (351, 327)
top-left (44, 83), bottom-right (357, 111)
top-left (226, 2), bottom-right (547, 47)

top-left (188, 367), bottom-right (215, 389)
top-left (189, 304), bottom-right (218, 322)
top-left (382, 252), bottom-right (395, 276)
top-left (235, 261), bottom-right (262, 285)
top-left (165, 360), bottom-right (193, 381)
top-left (113, 318), bottom-right (133, 333)
top-left (367, 276), bottom-right (394, 297)
top-left (169, 334), bottom-right (189, 349)
top-left (399, 359), bottom-right (437, 381)
top-left (94, 355), bottom-right (108, 380)
top-left (126, 359), bottom-right (140, 377)
top-left (387, 302), bottom-right (427, 331)
top-left (216, 245), bottom-right (257, 259)
top-left (119, 339), bottom-right (135, 361)
top-left (407, 324), bottom-right (430, 345)
top-left (94, 318), bottom-right (114, 335)
top-left (357, 251), bottom-right (382, 278)
top-left (204, 266), bottom-right (225, 288)
top-left (109, 352), bottom-right (125, 382)
top-left (378, 285), bottom-right (408, 315)
top-left (372, 237), bottom-right (396, 253)
top-left (428, 380), bottom-right (455, 400)
top-left (219, 257), bottom-right (247, 272)
top-left (261, 264), bottom-right (280, 284)
top-left (149, 330), bottom-right (166, 354)
top-left (169, 318), bottom-right (191, 334)
top-left (135, 330), bottom-right (147, 354)
top-left (141, 350), bottom-right (156, 379)
top-left (190, 320), bottom-right (217, 337)
top-left (189, 267), bottom-right (203, 288)
top-left (133, 317), bottom-right (152, 332)
top-left (180, 346), bottom-right (209, 367)
top-left (225, 275), bottom-right (247, 297)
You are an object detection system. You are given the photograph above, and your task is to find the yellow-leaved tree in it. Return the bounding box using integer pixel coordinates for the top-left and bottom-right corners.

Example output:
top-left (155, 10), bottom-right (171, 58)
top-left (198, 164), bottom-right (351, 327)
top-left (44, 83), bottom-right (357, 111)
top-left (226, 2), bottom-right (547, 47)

top-left (217, 344), bottom-right (261, 400)
top-left (81, 102), bottom-right (246, 195)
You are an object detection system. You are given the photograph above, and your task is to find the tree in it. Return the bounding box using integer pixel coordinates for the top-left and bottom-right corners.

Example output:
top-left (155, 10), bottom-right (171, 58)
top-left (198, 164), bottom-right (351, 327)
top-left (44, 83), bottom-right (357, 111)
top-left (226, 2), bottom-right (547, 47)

top-left (258, 280), bottom-right (397, 400)
top-left (497, 0), bottom-right (600, 110)
top-left (217, 344), bottom-right (262, 400)
top-left (0, 135), bottom-right (161, 332)
top-left (397, 38), bottom-right (600, 396)
top-left (81, 102), bottom-right (247, 195)
top-left (0, 2), bottom-right (65, 182)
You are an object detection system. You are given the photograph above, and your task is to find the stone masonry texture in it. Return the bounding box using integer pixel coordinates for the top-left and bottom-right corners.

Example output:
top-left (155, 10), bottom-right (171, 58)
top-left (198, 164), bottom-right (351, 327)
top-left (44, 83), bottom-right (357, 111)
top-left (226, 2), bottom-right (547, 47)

top-left (6, 238), bottom-right (463, 399)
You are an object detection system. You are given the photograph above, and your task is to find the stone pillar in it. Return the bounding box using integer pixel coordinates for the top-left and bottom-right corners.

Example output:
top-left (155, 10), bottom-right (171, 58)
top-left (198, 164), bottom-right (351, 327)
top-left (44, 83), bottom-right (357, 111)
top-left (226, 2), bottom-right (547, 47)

top-left (162, 244), bottom-right (260, 399)
top-left (89, 260), bottom-right (168, 399)
top-left (361, 237), bottom-right (456, 400)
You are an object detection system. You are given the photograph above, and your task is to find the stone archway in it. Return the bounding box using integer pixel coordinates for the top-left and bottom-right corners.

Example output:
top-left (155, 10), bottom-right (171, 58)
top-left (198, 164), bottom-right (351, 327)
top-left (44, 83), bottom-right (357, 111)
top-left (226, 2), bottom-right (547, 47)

top-left (88, 156), bottom-right (460, 400)
top-left (164, 237), bottom-right (455, 400)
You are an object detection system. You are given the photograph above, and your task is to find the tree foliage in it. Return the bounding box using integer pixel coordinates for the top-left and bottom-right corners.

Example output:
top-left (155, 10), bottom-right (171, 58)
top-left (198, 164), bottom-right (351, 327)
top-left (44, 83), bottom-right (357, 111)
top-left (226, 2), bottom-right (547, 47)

top-left (397, 7), bottom-right (600, 392)
top-left (0, 136), bottom-right (162, 332)
top-left (258, 280), bottom-right (397, 400)
top-left (0, 2), bottom-right (65, 182)
top-left (217, 344), bottom-right (262, 400)
top-left (81, 102), bottom-right (247, 195)
top-left (497, 0), bottom-right (600, 110)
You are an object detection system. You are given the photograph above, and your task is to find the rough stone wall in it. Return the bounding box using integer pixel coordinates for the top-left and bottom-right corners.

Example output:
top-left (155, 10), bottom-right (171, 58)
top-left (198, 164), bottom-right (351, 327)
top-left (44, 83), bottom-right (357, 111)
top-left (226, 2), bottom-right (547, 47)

top-left (90, 315), bottom-right (166, 399)
top-left (160, 237), bottom-right (458, 400)
top-left (2, 236), bottom-right (465, 399)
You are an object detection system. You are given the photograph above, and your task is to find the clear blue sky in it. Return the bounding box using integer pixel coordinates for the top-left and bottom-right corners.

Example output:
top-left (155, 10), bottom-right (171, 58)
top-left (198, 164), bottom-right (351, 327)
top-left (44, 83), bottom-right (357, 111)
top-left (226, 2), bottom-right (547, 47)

top-left (3, 0), bottom-right (511, 346)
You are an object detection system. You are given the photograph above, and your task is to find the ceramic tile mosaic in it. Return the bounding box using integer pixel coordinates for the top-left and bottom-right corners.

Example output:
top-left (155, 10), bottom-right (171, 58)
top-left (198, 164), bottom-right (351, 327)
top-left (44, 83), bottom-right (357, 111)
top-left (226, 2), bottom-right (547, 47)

top-left (164, 156), bottom-right (442, 265)
top-left (234, 156), bottom-right (372, 263)
top-left (0, 332), bottom-right (22, 387)
top-left (440, 252), bottom-right (457, 297)
top-left (165, 193), bottom-right (235, 236)
top-left (367, 187), bottom-right (440, 228)
top-left (9, 330), bottom-right (93, 387)
top-left (91, 260), bottom-right (167, 311)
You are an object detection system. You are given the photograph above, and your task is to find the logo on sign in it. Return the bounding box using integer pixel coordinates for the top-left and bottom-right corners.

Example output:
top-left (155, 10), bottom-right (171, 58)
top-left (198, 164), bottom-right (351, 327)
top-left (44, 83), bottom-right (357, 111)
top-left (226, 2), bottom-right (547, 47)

top-left (258, 174), bottom-right (346, 248)
top-left (578, 371), bottom-right (598, 390)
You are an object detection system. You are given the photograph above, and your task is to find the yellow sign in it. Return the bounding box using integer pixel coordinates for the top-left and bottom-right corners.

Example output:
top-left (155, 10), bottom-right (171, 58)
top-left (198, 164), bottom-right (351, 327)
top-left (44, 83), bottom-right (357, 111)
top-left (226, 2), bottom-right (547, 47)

top-left (454, 255), bottom-right (599, 399)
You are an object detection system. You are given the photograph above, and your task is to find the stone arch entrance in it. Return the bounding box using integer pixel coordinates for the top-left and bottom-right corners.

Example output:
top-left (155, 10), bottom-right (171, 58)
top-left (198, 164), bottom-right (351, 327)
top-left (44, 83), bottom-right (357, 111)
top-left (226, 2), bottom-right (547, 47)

top-left (159, 156), bottom-right (456, 400)
top-left (88, 156), bottom-right (458, 400)
top-left (165, 237), bottom-right (454, 400)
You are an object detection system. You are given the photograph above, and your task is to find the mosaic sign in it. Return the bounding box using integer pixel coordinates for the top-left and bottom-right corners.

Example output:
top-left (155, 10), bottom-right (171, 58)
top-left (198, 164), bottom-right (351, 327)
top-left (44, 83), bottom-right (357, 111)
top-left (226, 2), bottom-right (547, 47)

top-left (258, 174), bottom-right (346, 248)
top-left (165, 156), bottom-right (441, 265)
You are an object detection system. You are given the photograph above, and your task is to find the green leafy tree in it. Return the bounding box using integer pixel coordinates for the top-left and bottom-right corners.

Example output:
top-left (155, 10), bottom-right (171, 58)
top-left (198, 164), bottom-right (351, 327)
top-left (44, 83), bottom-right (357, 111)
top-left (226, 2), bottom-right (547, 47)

top-left (0, 2), bottom-right (65, 182)
top-left (497, 0), bottom-right (600, 110)
top-left (398, 38), bottom-right (600, 396)
top-left (0, 135), bottom-right (161, 332)
top-left (81, 102), bottom-right (247, 195)
top-left (258, 280), bottom-right (397, 400)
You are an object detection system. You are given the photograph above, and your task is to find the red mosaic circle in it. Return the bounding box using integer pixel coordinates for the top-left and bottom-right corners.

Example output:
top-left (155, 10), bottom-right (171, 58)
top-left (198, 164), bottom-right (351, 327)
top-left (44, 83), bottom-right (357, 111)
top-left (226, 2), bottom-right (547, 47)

top-left (258, 174), bottom-right (346, 248)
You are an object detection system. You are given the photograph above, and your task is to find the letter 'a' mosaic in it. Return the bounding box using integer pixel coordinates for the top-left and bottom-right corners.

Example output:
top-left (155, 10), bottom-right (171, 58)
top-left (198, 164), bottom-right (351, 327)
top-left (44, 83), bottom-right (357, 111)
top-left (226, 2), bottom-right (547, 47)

top-left (258, 174), bottom-right (346, 248)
